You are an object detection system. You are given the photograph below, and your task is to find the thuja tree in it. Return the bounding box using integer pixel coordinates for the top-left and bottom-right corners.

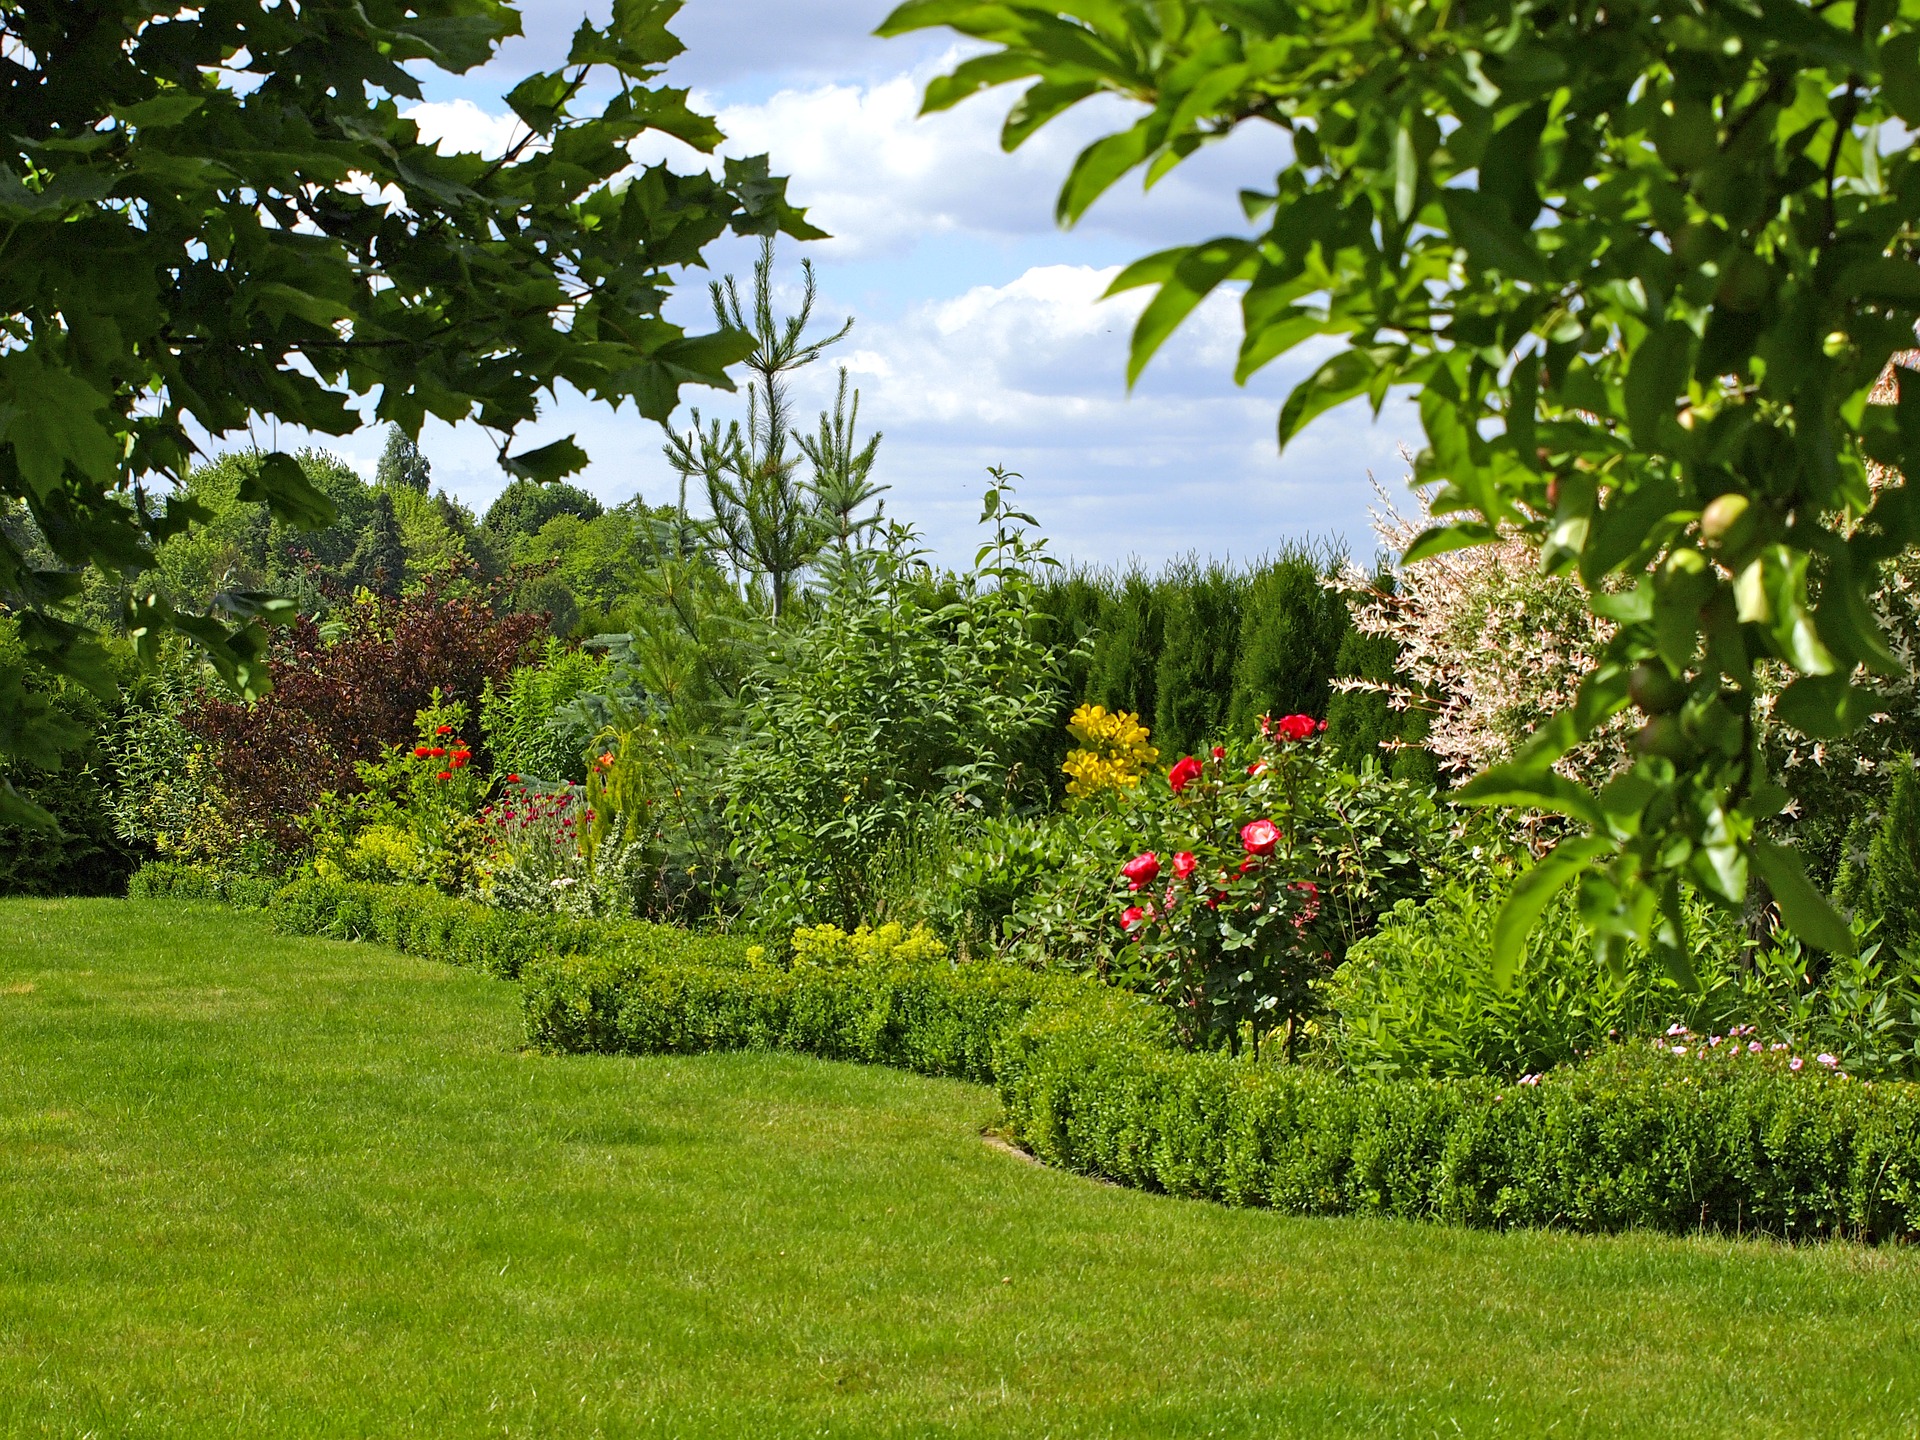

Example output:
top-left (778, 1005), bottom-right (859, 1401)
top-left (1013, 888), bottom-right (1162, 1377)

top-left (0, 0), bottom-right (818, 824)
top-left (882, 0), bottom-right (1920, 976)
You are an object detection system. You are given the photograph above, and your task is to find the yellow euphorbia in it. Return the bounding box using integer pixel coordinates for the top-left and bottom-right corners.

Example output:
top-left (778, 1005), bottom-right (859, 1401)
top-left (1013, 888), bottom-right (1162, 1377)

top-left (1062, 703), bottom-right (1159, 799)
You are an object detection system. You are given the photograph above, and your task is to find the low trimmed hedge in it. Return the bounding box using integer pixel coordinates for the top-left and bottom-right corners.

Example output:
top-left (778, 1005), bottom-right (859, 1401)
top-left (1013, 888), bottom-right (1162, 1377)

top-left (131, 863), bottom-right (1920, 1240)
top-left (129, 864), bottom-right (751, 980)
top-left (522, 949), bottom-right (1129, 1084)
top-left (528, 948), bottom-right (1920, 1241)
top-left (127, 859), bottom-right (281, 910)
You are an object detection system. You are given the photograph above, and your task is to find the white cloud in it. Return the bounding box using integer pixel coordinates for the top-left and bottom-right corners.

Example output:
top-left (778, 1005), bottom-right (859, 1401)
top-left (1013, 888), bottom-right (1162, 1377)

top-left (705, 61), bottom-right (1277, 258)
top-left (404, 98), bottom-right (527, 159)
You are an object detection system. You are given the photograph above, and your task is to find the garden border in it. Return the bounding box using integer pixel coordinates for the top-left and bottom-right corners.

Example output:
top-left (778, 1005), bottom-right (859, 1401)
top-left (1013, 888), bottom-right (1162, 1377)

top-left (130, 861), bottom-right (1920, 1242)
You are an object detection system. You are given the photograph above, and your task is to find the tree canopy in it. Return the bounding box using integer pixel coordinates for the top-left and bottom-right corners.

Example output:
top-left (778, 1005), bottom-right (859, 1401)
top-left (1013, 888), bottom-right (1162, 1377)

top-left (882, 0), bottom-right (1920, 971)
top-left (0, 0), bottom-right (818, 823)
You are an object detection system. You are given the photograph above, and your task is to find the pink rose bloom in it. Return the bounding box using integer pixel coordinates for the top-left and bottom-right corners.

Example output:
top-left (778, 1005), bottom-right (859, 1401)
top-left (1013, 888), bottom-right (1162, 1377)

top-left (1121, 905), bottom-right (1146, 933)
top-left (1121, 851), bottom-right (1161, 891)
top-left (1240, 818), bottom-right (1280, 856)
top-left (1172, 851), bottom-right (1198, 880)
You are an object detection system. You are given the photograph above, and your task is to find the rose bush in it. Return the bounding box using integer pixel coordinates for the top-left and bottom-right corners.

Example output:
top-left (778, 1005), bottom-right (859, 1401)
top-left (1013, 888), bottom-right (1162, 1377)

top-left (1111, 714), bottom-right (1460, 1053)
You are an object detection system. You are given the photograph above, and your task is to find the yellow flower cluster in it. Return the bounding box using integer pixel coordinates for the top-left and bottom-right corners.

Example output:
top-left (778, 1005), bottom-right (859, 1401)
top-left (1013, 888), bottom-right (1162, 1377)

top-left (1061, 703), bottom-right (1159, 799)
top-left (776, 921), bottom-right (948, 970)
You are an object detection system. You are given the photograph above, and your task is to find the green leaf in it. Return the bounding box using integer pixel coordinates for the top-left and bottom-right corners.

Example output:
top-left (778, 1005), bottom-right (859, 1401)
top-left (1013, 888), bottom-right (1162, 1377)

top-left (0, 351), bottom-right (120, 497)
top-left (1884, 34), bottom-right (1920, 125)
top-left (919, 51), bottom-right (1036, 114)
top-left (1772, 673), bottom-right (1875, 739)
top-left (1114, 238), bottom-right (1254, 386)
top-left (239, 452), bottom-right (338, 531)
top-left (1752, 841), bottom-right (1855, 956)
top-left (1624, 321), bottom-right (1691, 447)
top-left (503, 437), bottom-right (591, 485)
top-left (109, 93), bottom-right (204, 129)
top-left (1491, 837), bottom-right (1611, 989)
top-left (1277, 348), bottom-right (1387, 450)
top-left (1401, 521), bottom-right (1498, 563)
top-left (1392, 122), bottom-right (1417, 224)
top-left (1057, 123), bottom-right (1153, 225)
top-left (1439, 190), bottom-right (1552, 283)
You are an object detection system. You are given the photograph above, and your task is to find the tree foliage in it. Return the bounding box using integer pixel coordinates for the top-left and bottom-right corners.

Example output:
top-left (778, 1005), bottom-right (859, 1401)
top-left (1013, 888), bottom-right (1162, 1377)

top-left (0, 0), bottom-right (817, 822)
top-left (882, 0), bottom-right (1920, 968)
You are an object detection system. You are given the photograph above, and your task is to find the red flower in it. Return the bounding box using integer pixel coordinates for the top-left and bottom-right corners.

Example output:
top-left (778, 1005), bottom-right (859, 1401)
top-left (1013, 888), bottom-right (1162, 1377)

top-left (1211, 746), bottom-right (1225, 760)
top-left (506, 774), bottom-right (520, 784)
top-left (1121, 905), bottom-right (1146, 933)
top-left (436, 770), bottom-right (453, 782)
top-left (1237, 857), bottom-right (1260, 876)
top-left (435, 724), bottom-right (453, 736)
top-left (1272, 714), bottom-right (1318, 742)
top-left (1247, 761), bottom-right (1267, 777)
top-left (1172, 850), bottom-right (1198, 880)
top-left (1168, 756), bottom-right (1204, 793)
top-left (413, 746), bottom-right (430, 759)
top-left (1121, 851), bottom-right (1161, 890)
top-left (451, 755), bottom-right (469, 769)
top-left (427, 746), bottom-right (446, 758)
top-left (1241, 818), bottom-right (1280, 856)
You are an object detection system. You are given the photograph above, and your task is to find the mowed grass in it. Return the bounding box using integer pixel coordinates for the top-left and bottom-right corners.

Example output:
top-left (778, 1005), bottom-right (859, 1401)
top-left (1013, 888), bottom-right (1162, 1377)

top-left (3, 902), bottom-right (1920, 1438)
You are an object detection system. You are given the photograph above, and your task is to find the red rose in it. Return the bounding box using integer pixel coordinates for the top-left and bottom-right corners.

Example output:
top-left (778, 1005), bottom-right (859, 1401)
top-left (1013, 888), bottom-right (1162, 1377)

top-left (1247, 761), bottom-right (1267, 777)
top-left (1211, 746), bottom-right (1225, 760)
top-left (1122, 851), bottom-right (1161, 890)
top-left (1121, 905), bottom-right (1146, 933)
top-left (1241, 818), bottom-right (1280, 856)
top-left (1172, 851), bottom-right (1198, 880)
top-left (1168, 756), bottom-right (1204, 793)
top-left (1273, 714), bottom-right (1317, 742)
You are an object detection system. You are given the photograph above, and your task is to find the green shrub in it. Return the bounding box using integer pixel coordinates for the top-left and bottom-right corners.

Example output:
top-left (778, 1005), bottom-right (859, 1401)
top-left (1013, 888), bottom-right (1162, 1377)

top-left (265, 876), bottom-right (751, 980)
top-left (1836, 760), bottom-right (1920, 951)
top-left (522, 940), bottom-right (1920, 1240)
top-left (1322, 880), bottom-right (1748, 1081)
top-left (1152, 561), bottom-right (1241, 758)
top-left (1321, 599), bottom-right (1444, 787)
top-left (126, 861), bottom-right (281, 910)
top-left (998, 1023), bottom-right (1920, 1238)
top-left (1225, 554), bottom-right (1349, 740)
top-left (1084, 571), bottom-right (1163, 724)
top-left (480, 640), bottom-right (611, 784)
top-left (522, 947), bottom-right (1125, 1084)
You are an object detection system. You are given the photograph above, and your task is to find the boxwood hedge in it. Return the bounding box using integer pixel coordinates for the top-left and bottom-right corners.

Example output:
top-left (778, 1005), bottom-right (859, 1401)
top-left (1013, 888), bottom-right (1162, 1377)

top-left (130, 863), bottom-right (1920, 1240)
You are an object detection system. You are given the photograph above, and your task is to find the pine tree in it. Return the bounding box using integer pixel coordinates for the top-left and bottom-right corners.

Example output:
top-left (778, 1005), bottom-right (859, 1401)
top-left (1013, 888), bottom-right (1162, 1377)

top-left (348, 490), bottom-right (408, 597)
top-left (374, 425), bottom-right (431, 493)
top-left (662, 237), bottom-right (877, 619)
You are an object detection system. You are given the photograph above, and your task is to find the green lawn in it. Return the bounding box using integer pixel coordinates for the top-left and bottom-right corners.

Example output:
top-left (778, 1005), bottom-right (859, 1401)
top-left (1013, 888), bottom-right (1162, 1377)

top-left (3, 901), bottom-right (1920, 1437)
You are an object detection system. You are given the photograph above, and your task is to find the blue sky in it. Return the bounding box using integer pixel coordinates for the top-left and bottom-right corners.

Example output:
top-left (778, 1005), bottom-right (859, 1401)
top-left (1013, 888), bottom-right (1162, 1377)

top-left (295, 0), bottom-right (1422, 567)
